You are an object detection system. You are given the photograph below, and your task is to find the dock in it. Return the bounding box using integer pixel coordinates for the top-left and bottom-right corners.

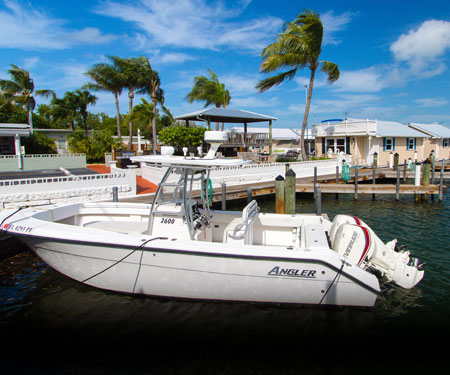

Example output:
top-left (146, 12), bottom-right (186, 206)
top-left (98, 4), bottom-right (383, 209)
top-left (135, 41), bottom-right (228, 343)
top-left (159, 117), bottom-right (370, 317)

top-left (122, 162), bottom-right (449, 205)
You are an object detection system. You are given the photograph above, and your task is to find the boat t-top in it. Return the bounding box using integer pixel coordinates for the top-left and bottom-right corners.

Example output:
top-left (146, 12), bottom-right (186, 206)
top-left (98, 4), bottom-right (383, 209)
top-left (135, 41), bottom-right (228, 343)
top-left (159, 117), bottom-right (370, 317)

top-left (0, 131), bottom-right (424, 307)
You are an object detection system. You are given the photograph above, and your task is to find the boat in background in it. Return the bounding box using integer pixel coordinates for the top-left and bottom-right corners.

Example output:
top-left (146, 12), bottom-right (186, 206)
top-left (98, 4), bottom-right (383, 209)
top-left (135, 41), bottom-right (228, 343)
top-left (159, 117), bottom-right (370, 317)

top-left (0, 132), bottom-right (424, 307)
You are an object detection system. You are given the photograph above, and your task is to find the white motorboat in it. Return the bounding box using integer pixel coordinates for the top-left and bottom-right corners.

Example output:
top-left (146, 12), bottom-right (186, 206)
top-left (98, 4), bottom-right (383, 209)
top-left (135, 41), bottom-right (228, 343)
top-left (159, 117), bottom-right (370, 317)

top-left (0, 132), bottom-right (424, 307)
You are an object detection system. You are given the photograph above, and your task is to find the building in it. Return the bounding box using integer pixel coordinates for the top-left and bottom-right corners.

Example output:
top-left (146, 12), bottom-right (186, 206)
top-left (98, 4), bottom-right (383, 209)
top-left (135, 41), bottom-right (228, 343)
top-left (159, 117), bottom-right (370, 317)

top-left (313, 118), bottom-right (429, 166)
top-left (34, 128), bottom-right (73, 154)
top-left (230, 126), bottom-right (314, 154)
top-left (408, 123), bottom-right (450, 159)
top-left (0, 123), bottom-right (31, 155)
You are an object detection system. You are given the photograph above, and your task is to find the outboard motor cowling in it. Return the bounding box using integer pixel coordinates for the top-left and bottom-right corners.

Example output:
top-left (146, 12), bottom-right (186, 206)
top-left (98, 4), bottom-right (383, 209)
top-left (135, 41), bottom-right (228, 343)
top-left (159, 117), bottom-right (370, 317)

top-left (330, 215), bottom-right (424, 289)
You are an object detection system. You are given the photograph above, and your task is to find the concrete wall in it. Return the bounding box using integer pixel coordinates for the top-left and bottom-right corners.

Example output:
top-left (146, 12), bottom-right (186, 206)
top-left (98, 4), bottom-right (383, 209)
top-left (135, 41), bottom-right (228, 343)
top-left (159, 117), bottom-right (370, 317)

top-left (0, 153), bottom-right (86, 172)
top-left (140, 159), bottom-right (339, 188)
top-left (0, 166), bottom-right (136, 208)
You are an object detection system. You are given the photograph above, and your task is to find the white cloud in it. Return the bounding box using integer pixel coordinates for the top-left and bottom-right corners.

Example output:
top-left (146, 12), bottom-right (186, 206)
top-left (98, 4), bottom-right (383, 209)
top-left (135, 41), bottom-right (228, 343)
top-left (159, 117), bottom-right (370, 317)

top-left (23, 56), bottom-right (40, 69)
top-left (222, 73), bottom-right (259, 96)
top-left (333, 67), bottom-right (387, 92)
top-left (231, 96), bottom-right (280, 108)
top-left (321, 10), bottom-right (355, 45)
top-left (390, 19), bottom-right (450, 76)
top-left (147, 51), bottom-right (196, 66)
top-left (0, 0), bottom-right (115, 50)
top-left (94, 0), bottom-right (282, 51)
top-left (415, 97), bottom-right (449, 107)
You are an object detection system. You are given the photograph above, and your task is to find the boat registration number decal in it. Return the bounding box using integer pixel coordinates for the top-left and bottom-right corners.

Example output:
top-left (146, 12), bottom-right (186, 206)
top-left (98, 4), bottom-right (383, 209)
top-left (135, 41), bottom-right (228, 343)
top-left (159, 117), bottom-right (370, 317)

top-left (160, 218), bottom-right (175, 224)
top-left (268, 266), bottom-right (316, 278)
top-left (2, 223), bottom-right (33, 233)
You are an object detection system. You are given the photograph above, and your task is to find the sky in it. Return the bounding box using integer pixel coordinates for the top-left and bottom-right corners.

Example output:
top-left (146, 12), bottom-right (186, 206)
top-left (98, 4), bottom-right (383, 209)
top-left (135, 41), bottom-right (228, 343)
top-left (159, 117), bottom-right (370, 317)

top-left (1, 0), bottom-right (450, 129)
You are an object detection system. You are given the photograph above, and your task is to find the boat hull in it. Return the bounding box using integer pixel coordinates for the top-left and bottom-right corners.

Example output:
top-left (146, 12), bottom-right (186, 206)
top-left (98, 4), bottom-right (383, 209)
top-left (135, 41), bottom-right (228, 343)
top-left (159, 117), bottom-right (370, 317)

top-left (23, 235), bottom-right (379, 307)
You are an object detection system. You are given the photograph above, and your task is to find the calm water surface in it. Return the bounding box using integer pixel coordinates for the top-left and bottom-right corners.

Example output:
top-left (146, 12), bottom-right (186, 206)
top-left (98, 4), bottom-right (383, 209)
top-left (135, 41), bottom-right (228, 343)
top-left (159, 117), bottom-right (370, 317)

top-left (1, 186), bottom-right (449, 374)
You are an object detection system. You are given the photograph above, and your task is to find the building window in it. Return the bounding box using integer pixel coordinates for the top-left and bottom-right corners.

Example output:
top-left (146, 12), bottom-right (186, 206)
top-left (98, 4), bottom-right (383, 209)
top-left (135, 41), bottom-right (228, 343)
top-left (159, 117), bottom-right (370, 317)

top-left (444, 138), bottom-right (450, 148)
top-left (326, 138), bottom-right (346, 153)
top-left (0, 136), bottom-right (14, 155)
top-left (406, 137), bottom-right (416, 150)
top-left (383, 137), bottom-right (395, 151)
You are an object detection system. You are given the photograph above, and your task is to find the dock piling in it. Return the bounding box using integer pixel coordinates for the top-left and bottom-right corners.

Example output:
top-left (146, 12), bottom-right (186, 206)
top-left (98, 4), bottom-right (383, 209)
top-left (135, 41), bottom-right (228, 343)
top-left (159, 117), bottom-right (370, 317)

top-left (396, 167), bottom-right (400, 201)
top-left (112, 186), bottom-right (118, 202)
top-left (439, 160), bottom-right (444, 202)
top-left (403, 160), bottom-right (407, 182)
top-left (354, 167), bottom-right (358, 200)
top-left (285, 169), bottom-right (296, 215)
top-left (421, 159), bottom-right (431, 202)
top-left (315, 188), bottom-right (322, 216)
top-left (221, 183), bottom-right (227, 210)
top-left (335, 166), bottom-right (339, 200)
top-left (372, 166), bottom-right (376, 200)
top-left (247, 187), bottom-right (253, 204)
top-left (275, 175), bottom-right (285, 214)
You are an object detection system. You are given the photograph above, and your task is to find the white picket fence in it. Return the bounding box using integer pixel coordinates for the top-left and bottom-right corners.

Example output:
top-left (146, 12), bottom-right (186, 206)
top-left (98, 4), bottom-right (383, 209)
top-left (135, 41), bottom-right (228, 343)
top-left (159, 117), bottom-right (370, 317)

top-left (140, 159), bottom-right (340, 189)
top-left (0, 165), bottom-right (136, 208)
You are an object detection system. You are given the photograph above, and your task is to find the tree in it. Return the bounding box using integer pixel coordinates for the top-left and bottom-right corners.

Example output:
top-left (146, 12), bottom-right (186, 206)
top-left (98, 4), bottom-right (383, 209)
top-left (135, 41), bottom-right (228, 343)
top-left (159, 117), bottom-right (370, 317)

top-left (186, 69), bottom-right (231, 130)
top-left (50, 90), bottom-right (96, 135)
top-left (74, 89), bottom-right (97, 136)
top-left (0, 64), bottom-right (55, 131)
top-left (110, 56), bottom-right (150, 150)
top-left (159, 126), bottom-right (206, 155)
top-left (147, 69), bottom-right (168, 154)
top-left (50, 91), bottom-right (79, 131)
top-left (256, 10), bottom-right (339, 161)
top-left (84, 59), bottom-right (124, 139)
top-left (131, 98), bottom-right (155, 150)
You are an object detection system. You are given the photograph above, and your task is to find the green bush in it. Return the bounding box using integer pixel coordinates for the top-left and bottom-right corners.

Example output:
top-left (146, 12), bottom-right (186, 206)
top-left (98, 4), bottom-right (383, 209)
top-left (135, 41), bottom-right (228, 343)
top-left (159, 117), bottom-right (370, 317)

top-left (22, 132), bottom-right (57, 154)
top-left (68, 130), bottom-right (120, 163)
top-left (158, 126), bottom-right (206, 154)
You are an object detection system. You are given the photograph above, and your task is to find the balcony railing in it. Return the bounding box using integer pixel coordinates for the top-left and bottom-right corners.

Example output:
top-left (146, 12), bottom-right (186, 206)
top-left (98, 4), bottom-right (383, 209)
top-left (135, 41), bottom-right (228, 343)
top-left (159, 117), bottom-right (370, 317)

top-left (312, 121), bottom-right (377, 136)
top-left (223, 132), bottom-right (270, 147)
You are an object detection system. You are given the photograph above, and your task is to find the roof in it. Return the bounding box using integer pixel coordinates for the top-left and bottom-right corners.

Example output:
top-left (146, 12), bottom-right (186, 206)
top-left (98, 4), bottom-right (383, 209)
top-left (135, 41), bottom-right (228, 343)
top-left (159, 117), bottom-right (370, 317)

top-left (408, 123), bottom-right (450, 138)
top-left (174, 107), bottom-right (277, 124)
top-left (0, 123), bottom-right (32, 136)
top-left (376, 121), bottom-right (429, 137)
top-left (314, 118), bottom-right (429, 138)
top-left (231, 126), bottom-right (314, 140)
top-left (34, 128), bottom-right (73, 133)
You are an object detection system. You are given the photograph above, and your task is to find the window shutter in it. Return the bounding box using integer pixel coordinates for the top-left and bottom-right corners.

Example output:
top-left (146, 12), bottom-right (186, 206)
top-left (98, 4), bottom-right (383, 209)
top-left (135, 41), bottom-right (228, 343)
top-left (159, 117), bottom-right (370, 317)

top-left (406, 138), bottom-right (410, 150)
top-left (322, 138), bottom-right (325, 154)
top-left (346, 137), bottom-right (350, 153)
top-left (414, 138), bottom-right (417, 150)
top-left (383, 137), bottom-right (386, 151)
top-left (393, 138), bottom-right (396, 151)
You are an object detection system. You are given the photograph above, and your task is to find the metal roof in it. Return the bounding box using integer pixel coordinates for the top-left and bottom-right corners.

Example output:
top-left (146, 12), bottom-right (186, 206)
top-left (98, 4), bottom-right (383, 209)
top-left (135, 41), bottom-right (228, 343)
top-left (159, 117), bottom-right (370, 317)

top-left (174, 107), bottom-right (277, 124)
top-left (376, 121), bottom-right (428, 137)
top-left (408, 123), bottom-right (450, 138)
top-left (0, 123), bottom-right (32, 136)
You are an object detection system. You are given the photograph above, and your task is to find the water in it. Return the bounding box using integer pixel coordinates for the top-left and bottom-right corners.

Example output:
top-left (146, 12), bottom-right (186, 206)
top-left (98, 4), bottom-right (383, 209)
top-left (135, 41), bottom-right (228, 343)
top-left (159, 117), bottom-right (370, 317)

top-left (1, 187), bottom-right (450, 374)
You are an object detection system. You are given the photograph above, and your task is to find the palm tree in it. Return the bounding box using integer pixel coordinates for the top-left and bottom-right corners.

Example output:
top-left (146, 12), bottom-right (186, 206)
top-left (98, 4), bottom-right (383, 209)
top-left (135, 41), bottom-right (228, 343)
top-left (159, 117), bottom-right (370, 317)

top-left (256, 10), bottom-right (339, 161)
top-left (74, 89), bottom-right (97, 136)
top-left (51, 90), bottom-right (97, 135)
top-left (50, 92), bottom-right (79, 131)
top-left (0, 64), bottom-right (55, 132)
top-left (141, 61), bottom-right (171, 154)
top-left (110, 56), bottom-right (151, 150)
top-left (131, 98), bottom-right (155, 150)
top-left (84, 59), bottom-right (124, 139)
top-left (186, 69), bottom-right (231, 130)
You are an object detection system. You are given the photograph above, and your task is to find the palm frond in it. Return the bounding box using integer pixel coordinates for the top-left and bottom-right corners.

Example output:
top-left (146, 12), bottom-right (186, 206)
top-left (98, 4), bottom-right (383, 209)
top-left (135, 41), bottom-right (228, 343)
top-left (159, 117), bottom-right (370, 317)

top-left (256, 68), bottom-right (298, 92)
top-left (320, 61), bottom-right (340, 82)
